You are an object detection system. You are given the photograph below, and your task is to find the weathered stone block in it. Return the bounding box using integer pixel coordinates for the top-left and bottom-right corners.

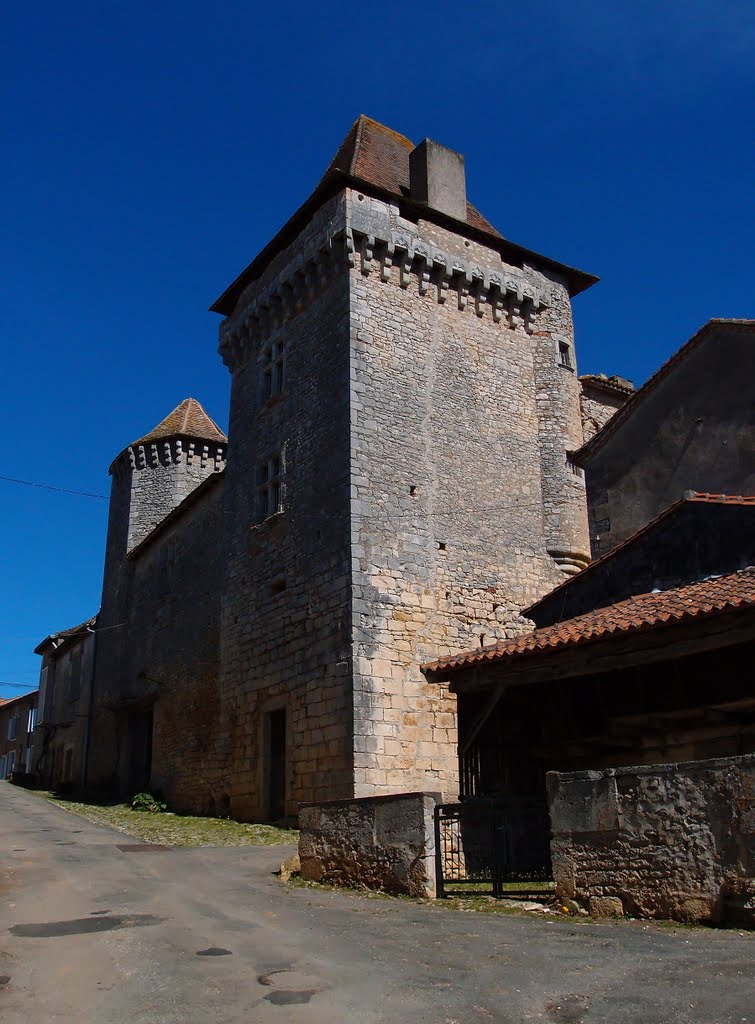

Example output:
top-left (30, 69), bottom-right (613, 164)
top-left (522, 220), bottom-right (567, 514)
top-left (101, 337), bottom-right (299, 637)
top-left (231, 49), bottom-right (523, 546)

top-left (549, 754), bottom-right (755, 926)
top-left (589, 896), bottom-right (624, 918)
top-left (298, 792), bottom-right (439, 897)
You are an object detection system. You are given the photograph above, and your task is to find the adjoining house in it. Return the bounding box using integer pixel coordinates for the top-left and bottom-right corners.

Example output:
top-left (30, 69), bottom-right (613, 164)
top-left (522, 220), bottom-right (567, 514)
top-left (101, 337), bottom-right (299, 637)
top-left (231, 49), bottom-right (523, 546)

top-left (423, 495), bottom-right (755, 802)
top-left (31, 617), bottom-right (97, 792)
top-left (575, 318), bottom-right (755, 558)
top-left (421, 494), bottom-right (755, 918)
top-left (0, 690), bottom-right (39, 781)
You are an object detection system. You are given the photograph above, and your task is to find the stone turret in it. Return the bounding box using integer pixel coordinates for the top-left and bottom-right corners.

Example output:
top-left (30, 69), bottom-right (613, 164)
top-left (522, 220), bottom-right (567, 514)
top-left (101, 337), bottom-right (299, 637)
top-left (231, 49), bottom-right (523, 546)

top-left (107, 397), bottom-right (227, 557)
top-left (97, 398), bottom-right (227, 683)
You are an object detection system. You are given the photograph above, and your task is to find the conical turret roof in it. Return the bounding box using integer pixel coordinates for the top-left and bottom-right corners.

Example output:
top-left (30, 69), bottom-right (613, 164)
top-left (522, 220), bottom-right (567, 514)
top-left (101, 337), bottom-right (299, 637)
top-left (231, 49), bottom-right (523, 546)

top-left (130, 398), bottom-right (227, 447)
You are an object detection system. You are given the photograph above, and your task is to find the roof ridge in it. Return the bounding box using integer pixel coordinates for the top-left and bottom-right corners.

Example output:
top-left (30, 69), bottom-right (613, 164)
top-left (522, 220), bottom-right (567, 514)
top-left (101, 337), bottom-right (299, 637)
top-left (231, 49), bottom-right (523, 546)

top-left (574, 318), bottom-right (755, 464)
top-left (129, 397), bottom-right (227, 448)
top-left (521, 492), bottom-right (755, 619)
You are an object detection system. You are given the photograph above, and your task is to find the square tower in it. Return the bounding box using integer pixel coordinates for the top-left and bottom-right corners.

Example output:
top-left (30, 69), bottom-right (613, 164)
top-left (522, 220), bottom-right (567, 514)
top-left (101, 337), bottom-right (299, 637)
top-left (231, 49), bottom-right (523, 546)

top-left (213, 117), bottom-right (596, 820)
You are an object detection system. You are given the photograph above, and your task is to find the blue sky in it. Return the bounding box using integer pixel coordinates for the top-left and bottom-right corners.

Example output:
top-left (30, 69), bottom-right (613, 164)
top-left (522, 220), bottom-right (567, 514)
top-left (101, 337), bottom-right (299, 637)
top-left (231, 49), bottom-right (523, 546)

top-left (1, 1), bottom-right (753, 698)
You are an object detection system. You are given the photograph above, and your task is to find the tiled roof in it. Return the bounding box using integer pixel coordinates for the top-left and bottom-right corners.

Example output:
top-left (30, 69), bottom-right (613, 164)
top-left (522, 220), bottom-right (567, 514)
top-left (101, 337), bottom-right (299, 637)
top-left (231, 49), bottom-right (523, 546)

top-left (422, 567), bottom-right (755, 676)
top-left (522, 492), bottom-right (755, 620)
top-left (130, 398), bottom-right (227, 448)
top-left (321, 115), bottom-right (501, 236)
top-left (574, 319), bottom-right (755, 464)
top-left (0, 689), bottom-right (38, 710)
top-left (579, 373), bottom-right (635, 395)
top-left (34, 615), bottom-right (98, 655)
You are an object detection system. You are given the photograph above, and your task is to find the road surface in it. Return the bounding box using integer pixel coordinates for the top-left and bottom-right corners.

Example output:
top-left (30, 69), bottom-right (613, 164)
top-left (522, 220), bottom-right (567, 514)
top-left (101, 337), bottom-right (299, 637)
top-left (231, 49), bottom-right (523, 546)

top-left (1, 782), bottom-right (752, 1023)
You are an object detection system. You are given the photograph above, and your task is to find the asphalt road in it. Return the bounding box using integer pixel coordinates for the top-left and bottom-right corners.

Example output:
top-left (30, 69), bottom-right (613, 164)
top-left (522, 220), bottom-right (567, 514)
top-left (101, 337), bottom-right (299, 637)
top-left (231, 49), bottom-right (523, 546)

top-left (1, 783), bottom-right (753, 1024)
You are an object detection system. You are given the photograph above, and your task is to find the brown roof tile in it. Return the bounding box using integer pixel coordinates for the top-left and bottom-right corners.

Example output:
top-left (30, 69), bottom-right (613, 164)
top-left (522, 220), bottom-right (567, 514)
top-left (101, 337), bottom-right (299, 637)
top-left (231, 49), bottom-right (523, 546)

top-left (422, 567), bottom-right (755, 676)
top-left (34, 615), bottom-right (98, 655)
top-left (130, 398), bottom-right (227, 448)
top-left (321, 115), bottom-right (501, 236)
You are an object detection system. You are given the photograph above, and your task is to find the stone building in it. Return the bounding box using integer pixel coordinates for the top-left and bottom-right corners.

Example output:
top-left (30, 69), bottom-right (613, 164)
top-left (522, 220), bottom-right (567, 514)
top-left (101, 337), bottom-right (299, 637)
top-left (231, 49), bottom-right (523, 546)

top-left (0, 690), bottom-right (38, 780)
top-left (209, 116), bottom-right (609, 820)
top-left (86, 398), bottom-right (227, 812)
top-left (575, 318), bottom-right (755, 558)
top-left (32, 617), bottom-right (96, 790)
top-left (578, 373), bottom-right (634, 444)
top-left (65, 116), bottom-right (630, 820)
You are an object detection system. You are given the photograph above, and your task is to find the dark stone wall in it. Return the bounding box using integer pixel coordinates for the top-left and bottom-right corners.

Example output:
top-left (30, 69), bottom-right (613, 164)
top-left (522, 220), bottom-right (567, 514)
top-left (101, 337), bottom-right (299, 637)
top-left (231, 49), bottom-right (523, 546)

top-left (529, 500), bottom-right (755, 627)
top-left (583, 324), bottom-right (755, 558)
top-left (87, 478), bottom-right (224, 811)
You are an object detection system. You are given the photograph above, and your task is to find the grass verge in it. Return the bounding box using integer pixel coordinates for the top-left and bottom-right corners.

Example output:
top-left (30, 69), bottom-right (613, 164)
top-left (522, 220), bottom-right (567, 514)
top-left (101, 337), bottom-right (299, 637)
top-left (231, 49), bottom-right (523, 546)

top-left (35, 791), bottom-right (298, 847)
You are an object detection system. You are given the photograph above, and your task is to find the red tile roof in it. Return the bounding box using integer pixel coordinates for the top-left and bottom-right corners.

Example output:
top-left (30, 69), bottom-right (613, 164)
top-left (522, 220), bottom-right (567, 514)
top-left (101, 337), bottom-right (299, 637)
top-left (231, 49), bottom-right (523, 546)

top-left (422, 567), bottom-right (755, 676)
top-left (574, 319), bottom-right (755, 464)
top-left (522, 492), bottom-right (755, 620)
top-left (321, 115), bottom-right (501, 236)
top-left (131, 398), bottom-right (227, 448)
top-left (0, 690), bottom-right (38, 710)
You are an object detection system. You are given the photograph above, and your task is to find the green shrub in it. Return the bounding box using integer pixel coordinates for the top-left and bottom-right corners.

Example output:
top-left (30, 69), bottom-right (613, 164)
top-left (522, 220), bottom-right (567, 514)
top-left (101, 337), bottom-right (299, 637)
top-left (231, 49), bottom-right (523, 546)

top-left (130, 792), bottom-right (167, 813)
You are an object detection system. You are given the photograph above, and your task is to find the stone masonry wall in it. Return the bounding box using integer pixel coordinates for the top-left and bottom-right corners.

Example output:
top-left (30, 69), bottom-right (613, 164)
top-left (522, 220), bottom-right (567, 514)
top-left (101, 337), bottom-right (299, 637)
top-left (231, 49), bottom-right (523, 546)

top-left (34, 633), bottom-right (95, 790)
top-left (96, 439), bottom-right (226, 742)
top-left (299, 791), bottom-right (440, 897)
top-left (583, 323), bottom-right (755, 558)
top-left (87, 477), bottom-right (224, 810)
top-left (547, 755), bottom-right (755, 925)
top-left (579, 382), bottom-right (627, 445)
top-left (346, 191), bottom-right (586, 798)
top-left (218, 194), bottom-right (354, 821)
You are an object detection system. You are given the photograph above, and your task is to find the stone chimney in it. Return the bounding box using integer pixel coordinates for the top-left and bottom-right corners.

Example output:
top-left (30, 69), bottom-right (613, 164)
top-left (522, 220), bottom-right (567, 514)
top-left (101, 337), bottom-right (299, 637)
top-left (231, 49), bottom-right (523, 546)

top-left (409, 139), bottom-right (467, 222)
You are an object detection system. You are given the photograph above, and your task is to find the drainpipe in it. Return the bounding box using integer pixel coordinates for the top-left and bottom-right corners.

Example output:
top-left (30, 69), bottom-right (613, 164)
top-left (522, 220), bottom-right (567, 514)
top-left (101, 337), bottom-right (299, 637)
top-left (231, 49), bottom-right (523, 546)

top-left (80, 624), bottom-right (98, 791)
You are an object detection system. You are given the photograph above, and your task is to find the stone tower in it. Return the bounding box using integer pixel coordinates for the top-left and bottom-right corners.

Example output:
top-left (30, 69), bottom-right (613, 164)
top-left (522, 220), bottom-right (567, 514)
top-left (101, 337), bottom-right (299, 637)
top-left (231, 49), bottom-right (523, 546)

top-left (212, 117), bottom-right (596, 820)
top-left (94, 398), bottom-right (227, 714)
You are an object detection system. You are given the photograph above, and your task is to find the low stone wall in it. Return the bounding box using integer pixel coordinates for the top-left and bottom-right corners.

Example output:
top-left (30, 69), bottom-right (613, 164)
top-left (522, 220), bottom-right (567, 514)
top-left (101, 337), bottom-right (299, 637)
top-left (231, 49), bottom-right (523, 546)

top-left (298, 791), bottom-right (440, 897)
top-left (547, 754), bottom-right (755, 925)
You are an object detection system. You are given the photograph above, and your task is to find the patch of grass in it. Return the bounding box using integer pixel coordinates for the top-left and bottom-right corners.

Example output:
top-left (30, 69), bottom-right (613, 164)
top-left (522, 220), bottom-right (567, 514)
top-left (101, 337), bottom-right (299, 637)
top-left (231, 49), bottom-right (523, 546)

top-left (35, 791), bottom-right (298, 847)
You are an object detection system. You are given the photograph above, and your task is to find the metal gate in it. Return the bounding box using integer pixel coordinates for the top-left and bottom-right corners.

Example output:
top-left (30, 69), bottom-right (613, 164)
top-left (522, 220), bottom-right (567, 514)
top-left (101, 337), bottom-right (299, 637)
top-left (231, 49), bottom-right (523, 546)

top-left (434, 799), bottom-right (552, 899)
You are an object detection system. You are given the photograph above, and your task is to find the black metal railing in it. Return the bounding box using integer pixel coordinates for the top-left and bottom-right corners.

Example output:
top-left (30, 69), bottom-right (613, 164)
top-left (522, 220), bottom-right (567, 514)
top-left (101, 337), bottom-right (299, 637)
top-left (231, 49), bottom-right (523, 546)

top-left (434, 798), bottom-right (552, 899)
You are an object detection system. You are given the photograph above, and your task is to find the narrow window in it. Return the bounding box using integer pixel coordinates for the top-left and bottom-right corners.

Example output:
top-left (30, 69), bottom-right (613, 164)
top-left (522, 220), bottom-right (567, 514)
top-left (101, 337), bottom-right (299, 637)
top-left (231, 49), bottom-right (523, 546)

top-left (558, 341), bottom-right (573, 369)
top-left (256, 452), bottom-right (284, 521)
top-left (157, 540), bottom-right (177, 597)
top-left (67, 649), bottom-right (83, 701)
top-left (261, 340), bottom-right (285, 399)
top-left (8, 715), bottom-right (18, 741)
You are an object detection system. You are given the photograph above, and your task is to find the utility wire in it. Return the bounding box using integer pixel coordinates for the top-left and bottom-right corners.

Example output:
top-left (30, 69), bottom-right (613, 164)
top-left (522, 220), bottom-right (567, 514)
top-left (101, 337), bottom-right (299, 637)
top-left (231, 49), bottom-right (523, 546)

top-left (0, 472), bottom-right (555, 520)
top-left (0, 474), bottom-right (109, 500)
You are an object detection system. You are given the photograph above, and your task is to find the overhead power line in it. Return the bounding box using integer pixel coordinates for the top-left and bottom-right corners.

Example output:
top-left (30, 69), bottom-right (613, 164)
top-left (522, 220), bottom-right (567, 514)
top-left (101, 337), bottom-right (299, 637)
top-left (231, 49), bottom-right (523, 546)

top-left (0, 474), bottom-right (109, 500)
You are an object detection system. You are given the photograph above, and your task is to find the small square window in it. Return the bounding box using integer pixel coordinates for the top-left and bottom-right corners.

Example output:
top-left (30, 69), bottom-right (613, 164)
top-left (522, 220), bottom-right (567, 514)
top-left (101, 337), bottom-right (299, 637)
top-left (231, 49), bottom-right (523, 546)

top-left (262, 340), bottom-right (285, 400)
